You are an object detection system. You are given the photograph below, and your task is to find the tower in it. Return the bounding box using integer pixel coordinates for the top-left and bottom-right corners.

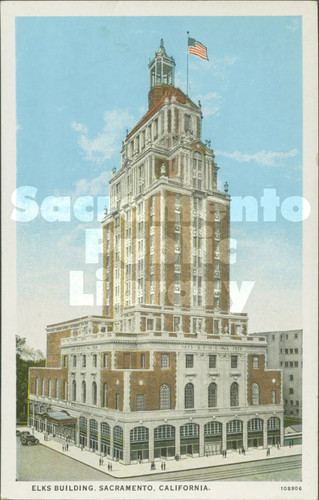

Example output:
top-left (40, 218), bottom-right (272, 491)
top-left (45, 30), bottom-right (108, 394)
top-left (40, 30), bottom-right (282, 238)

top-left (28, 41), bottom-right (284, 466)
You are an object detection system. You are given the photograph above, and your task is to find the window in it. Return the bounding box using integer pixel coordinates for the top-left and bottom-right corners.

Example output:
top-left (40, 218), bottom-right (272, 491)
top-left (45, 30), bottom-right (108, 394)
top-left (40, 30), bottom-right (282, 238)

top-left (231, 355), bottom-right (238, 369)
top-left (280, 349), bottom-right (283, 354)
top-left (252, 356), bottom-right (259, 369)
top-left (285, 362), bottom-right (289, 367)
top-left (271, 390), bottom-right (277, 404)
top-left (208, 383), bottom-right (217, 407)
top-left (289, 388), bottom-right (294, 395)
top-left (230, 382), bottom-right (239, 406)
top-left (252, 383), bottom-right (260, 405)
top-left (294, 361), bottom-right (299, 367)
top-left (268, 417), bottom-right (280, 430)
top-left (290, 349), bottom-right (293, 354)
top-left (147, 318), bottom-right (154, 331)
top-left (103, 354), bottom-right (109, 368)
top-left (248, 419), bottom-right (263, 432)
top-left (280, 335), bottom-right (283, 341)
top-left (186, 354), bottom-right (194, 368)
top-left (141, 354), bottom-right (146, 368)
top-left (82, 355), bottom-right (86, 368)
top-left (92, 382), bottom-right (97, 405)
top-left (174, 316), bottom-right (181, 332)
top-left (55, 379), bottom-right (59, 399)
top-left (130, 426), bottom-right (149, 442)
top-left (103, 383), bottom-right (108, 407)
top-left (294, 333), bottom-right (298, 339)
top-left (63, 355), bottom-right (68, 367)
top-left (93, 354), bottom-right (97, 368)
top-left (73, 355), bottom-right (77, 368)
top-left (272, 335), bottom-right (275, 341)
top-left (115, 393), bottom-right (120, 410)
top-left (180, 423), bottom-right (199, 438)
top-left (184, 383), bottom-right (194, 409)
top-left (160, 384), bottom-right (171, 410)
top-left (72, 380), bottom-right (76, 401)
top-left (290, 400), bottom-right (293, 405)
top-left (286, 334), bottom-right (288, 339)
top-left (184, 114), bottom-right (191, 132)
top-left (81, 381), bottom-right (86, 403)
top-left (280, 362), bottom-right (283, 367)
top-left (48, 379), bottom-right (52, 397)
top-left (227, 420), bottom-right (242, 433)
top-left (295, 348), bottom-right (299, 354)
top-left (136, 394), bottom-right (146, 411)
top-left (209, 355), bottom-right (216, 369)
top-left (290, 361), bottom-right (293, 367)
top-left (155, 425), bottom-right (175, 440)
top-left (289, 375), bottom-right (294, 381)
top-left (285, 349), bottom-right (288, 354)
top-left (296, 400), bottom-right (299, 406)
top-left (161, 354), bottom-right (170, 368)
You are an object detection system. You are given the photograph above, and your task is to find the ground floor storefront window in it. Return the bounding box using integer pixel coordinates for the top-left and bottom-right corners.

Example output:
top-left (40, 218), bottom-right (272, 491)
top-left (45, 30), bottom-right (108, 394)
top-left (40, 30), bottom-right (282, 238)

top-left (248, 418), bottom-right (264, 448)
top-left (113, 425), bottom-right (123, 460)
top-left (180, 423), bottom-right (199, 456)
top-left (89, 419), bottom-right (98, 451)
top-left (204, 421), bottom-right (222, 455)
top-left (79, 416), bottom-right (87, 447)
top-left (130, 426), bottom-right (149, 461)
top-left (267, 416), bottom-right (281, 445)
top-left (226, 420), bottom-right (243, 450)
top-left (154, 425), bottom-right (175, 458)
top-left (101, 422), bottom-right (111, 456)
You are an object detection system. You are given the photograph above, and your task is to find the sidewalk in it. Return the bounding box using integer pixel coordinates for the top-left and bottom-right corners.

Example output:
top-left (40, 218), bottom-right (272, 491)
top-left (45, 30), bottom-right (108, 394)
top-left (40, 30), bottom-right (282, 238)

top-left (19, 427), bottom-right (302, 479)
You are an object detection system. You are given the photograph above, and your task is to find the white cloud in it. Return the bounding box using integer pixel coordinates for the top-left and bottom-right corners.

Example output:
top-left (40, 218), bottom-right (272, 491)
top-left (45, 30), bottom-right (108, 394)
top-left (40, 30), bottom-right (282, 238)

top-left (71, 109), bottom-right (135, 165)
top-left (215, 148), bottom-right (299, 166)
top-left (73, 170), bottom-right (112, 198)
top-left (190, 55), bottom-right (237, 78)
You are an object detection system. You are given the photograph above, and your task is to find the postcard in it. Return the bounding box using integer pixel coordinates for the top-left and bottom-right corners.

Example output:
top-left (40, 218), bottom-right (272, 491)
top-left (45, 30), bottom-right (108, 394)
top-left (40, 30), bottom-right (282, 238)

top-left (1, 1), bottom-right (318, 499)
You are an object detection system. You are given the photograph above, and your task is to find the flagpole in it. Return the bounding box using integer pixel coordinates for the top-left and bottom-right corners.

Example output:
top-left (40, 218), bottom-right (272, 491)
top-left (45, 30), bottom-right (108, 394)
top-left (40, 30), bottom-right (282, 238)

top-left (186, 31), bottom-right (189, 96)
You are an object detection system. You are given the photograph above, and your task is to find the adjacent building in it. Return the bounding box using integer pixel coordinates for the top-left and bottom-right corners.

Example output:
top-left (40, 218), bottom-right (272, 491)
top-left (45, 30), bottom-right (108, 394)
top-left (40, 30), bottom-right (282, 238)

top-left (28, 40), bottom-right (284, 465)
top-left (250, 330), bottom-right (302, 420)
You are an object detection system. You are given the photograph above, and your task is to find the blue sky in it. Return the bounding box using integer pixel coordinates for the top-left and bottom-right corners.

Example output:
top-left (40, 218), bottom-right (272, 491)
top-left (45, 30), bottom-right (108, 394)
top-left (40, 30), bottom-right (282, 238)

top-left (15, 16), bottom-right (303, 351)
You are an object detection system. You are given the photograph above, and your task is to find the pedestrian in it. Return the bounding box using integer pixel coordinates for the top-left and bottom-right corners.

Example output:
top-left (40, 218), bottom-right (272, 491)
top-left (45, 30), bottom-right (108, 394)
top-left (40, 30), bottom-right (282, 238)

top-left (62, 444), bottom-right (64, 451)
top-left (99, 457), bottom-right (101, 466)
top-left (108, 462), bottom-right (110, 471)
top-left (66, 443), bottom-right (69, 451)
top-left (161, 462), bottom-right (163, 471)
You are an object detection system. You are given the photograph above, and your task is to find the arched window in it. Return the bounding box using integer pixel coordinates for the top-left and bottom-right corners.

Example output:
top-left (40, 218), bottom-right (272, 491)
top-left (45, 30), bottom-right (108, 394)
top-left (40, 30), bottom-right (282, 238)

top-left (103, 383), bottom-right (108, 407)
top-left (55, 379), bottom-right (59, 399)
top-left (230, 382), bottom-right (239, 407)
top-left (92, 381), bottom-right (97, 406)
top-left (35, 378), bottom-right (39, 395)
top-left (64, 381), bottom-right (68, 401)
top-left (82, 381), bottom-right (86, 403)
top-left (208, 383), bottom-right (217, 408)
top-left (184, 383), bottom-right (194, 409)
top-left (252, 383), bottom-right (260, 405)
top-left (48, 379), bottom-right (52, 397)
top-left (160, 384), bottom-right (171, 409)
top-left (72, 380), bottom-right (76, 401)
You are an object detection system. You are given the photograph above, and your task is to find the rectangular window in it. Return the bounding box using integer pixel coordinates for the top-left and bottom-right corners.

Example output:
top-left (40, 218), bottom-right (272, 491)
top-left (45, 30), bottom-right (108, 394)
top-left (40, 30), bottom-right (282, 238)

top-left (93, 354), bottom-right (97, 368)
top-left (103, 354), bottom-right (108, 368)
top-left (209, 355), bottom-right (216, 369)
top-left (141, 354), bottom-right (146, 368)
top-left (285, 349), bottom-right (288, 354)
top-left (174, 316), bottom-right (181, 332)
top-left (295, 361), bottom-right (299, 367)
top-left (82, 355), bottom-right (86, 368)
top-left (280, 362), bottom-right (283, 367)
top-left (272, 335), bottom-right (275, 341)
top-left (136, 394), bottom-right (146, 411)
top-left (186, 354), bottom-right (194, 368)
top-left (252, 356), bottom-right (259, 369)
top-left (280, 335), bottom-right (283, 341)
top-left (63, 355), bottom-right (68, 367)
top-left (271, 390), bottom-right (277, 404)
top-left (294, 333), bottom-right (298, 339)
top-left (161, 354), bottom-right (170, 369)
top-left (290, 361), bottom-right (293, 367)
top-left (115, 393), bottom-right (120, 410)
top-left (146, 318), bottom-right (154, 331)
top-left (289, 388), bottom-right (294, 394)
top-left (295, 348), bottom-right (299, 354)
top-left (285, 362), bottom-right (289, 367)
top-left (289, 375), bottom-right (294, 381)
top-left (231, 355), bottom-right (238, 369)
top-left (296, 400), bottom-right (299, 406)
top-left (290, 348), bottom-right (293, 354)
top-left (73, 355), bottom-right (77, 368)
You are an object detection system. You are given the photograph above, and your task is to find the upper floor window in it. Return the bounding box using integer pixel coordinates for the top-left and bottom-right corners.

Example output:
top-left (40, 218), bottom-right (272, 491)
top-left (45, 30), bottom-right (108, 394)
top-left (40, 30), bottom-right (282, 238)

top-left (161, 354), bottom-right (170, 369)
top-left (209, 355), bottom-right (216, 369)
top-left (184, 114), bottom-right (191, 132)
top-left (174, 316), bottom-right (181, 332)
top-left (93, 354), bottom-right (97, 368)
top-left (252, 383), bottom-right (260, 405)
top-left (103, 354), bottom-right (109, 368)
top-left (208, 382), bottom-right (217, 408)
top-left (82, 355), bottom-right (86, 368)
top-left (160, 384), bottom-right (171, 410)
top-left (192, 153), bottom-right (203, 190)
top-left (231, 355), bottom-right (238, 369)
top-left (141, 353), bottom-right (146, 368)
top-left (136, 394), bottom-right (146, 411)
top-left (184, 383), bottom-right (194, 409)
top-left (252, 356), bottom-right (259, 369)
top-left (186, 354), bottom-right (194, 368)
top-left (230, 382), bottom-right (239, 406)
top-left (271, 390), bottom-right (277, 404)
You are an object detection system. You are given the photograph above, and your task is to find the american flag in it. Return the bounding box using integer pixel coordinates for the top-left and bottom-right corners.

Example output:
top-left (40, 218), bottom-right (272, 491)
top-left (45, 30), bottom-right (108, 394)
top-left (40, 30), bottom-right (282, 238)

top-left (188, 37), bottom-right (209, 61)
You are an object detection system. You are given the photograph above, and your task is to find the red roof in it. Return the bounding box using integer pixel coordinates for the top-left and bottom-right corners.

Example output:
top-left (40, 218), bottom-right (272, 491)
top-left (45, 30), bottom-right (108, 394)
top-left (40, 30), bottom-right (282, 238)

top-left (127, 86), bottom-right (200, 140)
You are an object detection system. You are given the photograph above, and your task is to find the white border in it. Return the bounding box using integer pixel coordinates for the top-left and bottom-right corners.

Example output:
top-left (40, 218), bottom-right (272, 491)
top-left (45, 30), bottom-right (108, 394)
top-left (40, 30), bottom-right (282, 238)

top-left (1, 2), bottom-right (318, 499)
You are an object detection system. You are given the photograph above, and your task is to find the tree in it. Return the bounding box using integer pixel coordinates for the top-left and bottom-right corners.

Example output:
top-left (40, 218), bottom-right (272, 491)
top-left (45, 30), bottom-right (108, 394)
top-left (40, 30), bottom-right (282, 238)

top-left (16, 336), bottom-right (45, 424)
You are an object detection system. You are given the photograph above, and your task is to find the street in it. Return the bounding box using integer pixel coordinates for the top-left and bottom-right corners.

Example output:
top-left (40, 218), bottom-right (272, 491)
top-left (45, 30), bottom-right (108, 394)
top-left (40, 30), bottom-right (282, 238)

top-left (17, 439), bottom-right (301, 482)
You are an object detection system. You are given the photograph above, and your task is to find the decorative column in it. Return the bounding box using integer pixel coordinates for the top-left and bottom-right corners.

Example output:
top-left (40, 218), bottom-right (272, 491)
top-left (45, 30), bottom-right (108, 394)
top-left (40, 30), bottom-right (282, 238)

top-left (175, 424), bottom-right (180, 457)
top-left (109, 425), bottom-right (114, 459)
top-left (199, 423), bottom-right (205, 456)
top-left (222, 422), bottom-right (227, 451)
top-left (148, 426), bottom-right (154, 461)
top-left (242, 420), bottom-right (248, 450)
top-left (263, 419), bottom-right (268, 448)
top-left (123, 372), bottom-right (131, 412)
top-left (123, 425), bottom-right (131, 465)
top-left (98, 420), bottom-right (102, 453)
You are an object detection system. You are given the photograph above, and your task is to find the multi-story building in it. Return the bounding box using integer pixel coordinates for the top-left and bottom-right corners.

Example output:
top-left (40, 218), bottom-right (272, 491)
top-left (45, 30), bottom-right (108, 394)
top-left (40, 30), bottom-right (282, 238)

top-left (28, 40), bottom-right (284, 464)
top-left (250, 330), bottom-right (302, 420)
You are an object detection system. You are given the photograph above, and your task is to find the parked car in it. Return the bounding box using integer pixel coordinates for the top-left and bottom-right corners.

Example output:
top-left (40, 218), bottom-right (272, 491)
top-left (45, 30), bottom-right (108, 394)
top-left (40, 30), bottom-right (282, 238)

top-left (20, 433), bottom-right (39, 446)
